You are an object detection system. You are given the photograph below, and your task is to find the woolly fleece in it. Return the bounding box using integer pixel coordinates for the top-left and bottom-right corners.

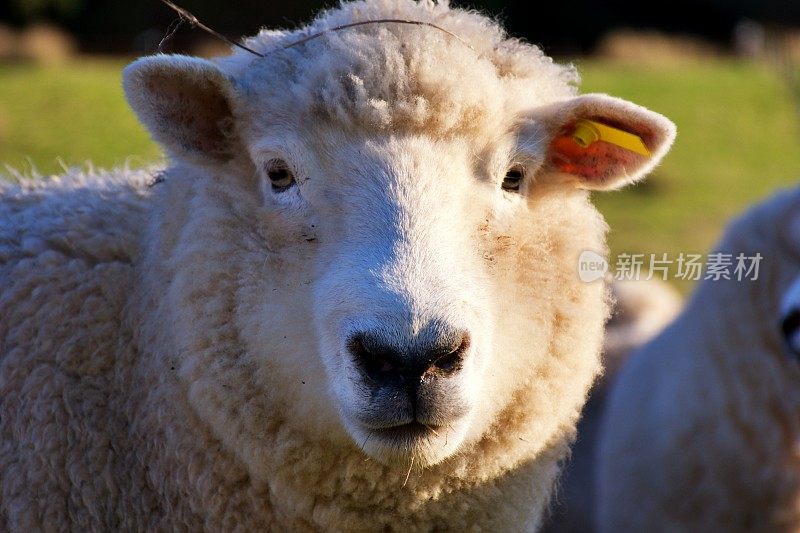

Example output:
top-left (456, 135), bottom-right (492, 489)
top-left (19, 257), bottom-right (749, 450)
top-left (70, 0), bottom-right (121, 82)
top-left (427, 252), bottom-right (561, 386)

top-left (1, 0), bottom-right (674, 530)
top-left (596, 187), bottom-right (800, 532)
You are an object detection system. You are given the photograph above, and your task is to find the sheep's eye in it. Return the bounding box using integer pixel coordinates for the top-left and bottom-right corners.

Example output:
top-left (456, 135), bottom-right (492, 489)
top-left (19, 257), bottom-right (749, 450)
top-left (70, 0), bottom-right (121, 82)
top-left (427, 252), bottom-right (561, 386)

top-left (781, 275), bottom-right (800, 358)
top-left (783, 308), bottom-right (800, 357)
top-left (502, 165), bottom-right (525, 192)
top-left (265, 159), bottom-right (295, 192)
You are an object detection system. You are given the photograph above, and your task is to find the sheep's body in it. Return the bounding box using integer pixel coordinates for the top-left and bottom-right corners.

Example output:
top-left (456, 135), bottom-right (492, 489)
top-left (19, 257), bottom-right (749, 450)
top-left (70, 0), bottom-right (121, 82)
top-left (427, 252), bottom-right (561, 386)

top-left (596, 188), bottom-right (800, 532)
top-left (0, 1), bottom-right (675, 530)
top-left (545, 279), bottom-right (682, 532)
top-left (603, 278), bottom-right (683, 379)
top-left (0, 170), bottom-right (154, 529)
top-left (0, 167), bottom-right (585, 530)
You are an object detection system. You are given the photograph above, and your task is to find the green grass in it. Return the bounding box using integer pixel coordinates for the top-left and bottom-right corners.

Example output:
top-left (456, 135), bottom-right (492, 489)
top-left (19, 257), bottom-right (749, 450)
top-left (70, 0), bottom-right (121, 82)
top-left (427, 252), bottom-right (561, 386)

top-left (0, 59), bottom-right (160, 173)
top-left (578, 59), bottom-right (800, 290)
top-left (1, 57), bottom-right (798, 292)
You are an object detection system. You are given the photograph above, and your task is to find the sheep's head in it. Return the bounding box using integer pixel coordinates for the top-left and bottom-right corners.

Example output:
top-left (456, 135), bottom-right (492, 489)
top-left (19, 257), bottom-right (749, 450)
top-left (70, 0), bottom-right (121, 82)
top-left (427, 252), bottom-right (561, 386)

top-left (124, 1), bottom-right (675, 469)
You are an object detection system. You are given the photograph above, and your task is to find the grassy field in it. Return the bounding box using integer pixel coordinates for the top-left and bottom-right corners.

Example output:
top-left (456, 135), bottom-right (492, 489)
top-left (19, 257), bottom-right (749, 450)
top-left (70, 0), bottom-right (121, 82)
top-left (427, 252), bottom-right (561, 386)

top-left (1, 57), bottom-right (798, 292)
top-left (0, 59), bottom-right (160, 173)
top-left (579, 59), bottom-right (800, 289)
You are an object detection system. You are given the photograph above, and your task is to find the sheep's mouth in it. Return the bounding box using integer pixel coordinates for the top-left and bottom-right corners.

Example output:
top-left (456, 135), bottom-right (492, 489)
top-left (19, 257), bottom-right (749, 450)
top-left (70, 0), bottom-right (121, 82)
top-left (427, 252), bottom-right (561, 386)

top-left (368, 421), bottom-right (444, 442)
top-left (350, 417), bottom-right (467, 465)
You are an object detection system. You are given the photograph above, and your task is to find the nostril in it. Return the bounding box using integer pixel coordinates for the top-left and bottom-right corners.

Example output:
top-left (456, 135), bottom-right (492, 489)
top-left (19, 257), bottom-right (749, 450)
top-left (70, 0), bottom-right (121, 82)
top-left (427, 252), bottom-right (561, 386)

top-left (378, 359), bottom-right (397, 372)
top-left (430, 332), bottom-right (470, 376)
top-left (347, 334), bottom-right (403, 382)
top-left (347, 329), bottom-right (471, 383)
top-left (433, 350), bottom-right (462, 373)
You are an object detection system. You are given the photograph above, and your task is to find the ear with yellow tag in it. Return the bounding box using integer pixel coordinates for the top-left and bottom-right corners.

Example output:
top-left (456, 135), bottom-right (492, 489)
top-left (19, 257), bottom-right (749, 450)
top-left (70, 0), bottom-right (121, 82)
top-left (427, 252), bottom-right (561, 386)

top-left (525, 94), bottom-right (676, 191)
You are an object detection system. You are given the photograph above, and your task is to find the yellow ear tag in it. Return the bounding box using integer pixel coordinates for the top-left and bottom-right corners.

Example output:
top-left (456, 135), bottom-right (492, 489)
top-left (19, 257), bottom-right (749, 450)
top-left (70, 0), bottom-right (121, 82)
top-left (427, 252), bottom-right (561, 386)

top-left (572, 120), bottom-right (651, 157)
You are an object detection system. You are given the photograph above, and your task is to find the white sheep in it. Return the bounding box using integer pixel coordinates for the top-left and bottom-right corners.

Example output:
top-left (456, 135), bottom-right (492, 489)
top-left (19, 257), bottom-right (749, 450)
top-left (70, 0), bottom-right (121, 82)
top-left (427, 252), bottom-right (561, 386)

top-left (596, 187), bottom-right (800, 531)
top-left (0, 0), bottom-right (675, 530)
top-left (545, 278), bottom-right (683, 532)
top-left (604, 278), bottom-right (684, 378)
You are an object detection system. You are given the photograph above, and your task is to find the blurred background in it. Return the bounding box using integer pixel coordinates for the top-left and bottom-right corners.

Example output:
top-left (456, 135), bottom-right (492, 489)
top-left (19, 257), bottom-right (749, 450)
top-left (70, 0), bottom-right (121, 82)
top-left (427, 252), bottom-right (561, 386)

top-left (1, 0), bottom-right (799, 291)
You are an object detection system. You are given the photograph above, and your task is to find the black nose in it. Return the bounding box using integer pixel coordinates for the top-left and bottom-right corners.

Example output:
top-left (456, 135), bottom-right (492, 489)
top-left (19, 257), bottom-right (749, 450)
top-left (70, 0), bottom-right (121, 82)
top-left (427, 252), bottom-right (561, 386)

top-left (347, 330), bottom-right (471, 386)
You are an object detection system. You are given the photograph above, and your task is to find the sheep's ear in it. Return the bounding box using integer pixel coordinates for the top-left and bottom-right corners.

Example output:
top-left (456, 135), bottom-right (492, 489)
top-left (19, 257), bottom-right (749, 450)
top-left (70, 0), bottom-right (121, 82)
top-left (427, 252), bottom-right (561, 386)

top-left (123, 55), bottom-right (240, 165)
top-left (528, 94), bottom-right (676, 190)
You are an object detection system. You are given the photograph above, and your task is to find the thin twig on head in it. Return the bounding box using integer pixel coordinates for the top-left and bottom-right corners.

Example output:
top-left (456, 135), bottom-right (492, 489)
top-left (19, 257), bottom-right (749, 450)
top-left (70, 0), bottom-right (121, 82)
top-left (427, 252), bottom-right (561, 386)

top-left (276, 19), bottom-right (477, 56)
top-left (159, 0), bottom-right (265, 56)
top-left (157, 16), bottom-right (184, 54)
top-left (155, 0), bottom-right (477, 60)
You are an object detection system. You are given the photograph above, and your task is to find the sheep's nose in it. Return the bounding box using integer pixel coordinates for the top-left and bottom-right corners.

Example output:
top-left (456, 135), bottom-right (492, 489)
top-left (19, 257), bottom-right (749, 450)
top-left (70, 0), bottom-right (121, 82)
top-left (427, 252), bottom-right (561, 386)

top-left (347, 330), bottom-right (471, 386)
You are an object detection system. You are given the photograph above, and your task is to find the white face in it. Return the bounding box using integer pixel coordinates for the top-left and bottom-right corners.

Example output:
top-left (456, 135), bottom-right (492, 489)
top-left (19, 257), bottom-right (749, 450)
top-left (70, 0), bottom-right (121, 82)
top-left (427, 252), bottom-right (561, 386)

top-left (124, 47), bottom-right (675, 470)
top-left (249, 132), bottom-right (513, 465)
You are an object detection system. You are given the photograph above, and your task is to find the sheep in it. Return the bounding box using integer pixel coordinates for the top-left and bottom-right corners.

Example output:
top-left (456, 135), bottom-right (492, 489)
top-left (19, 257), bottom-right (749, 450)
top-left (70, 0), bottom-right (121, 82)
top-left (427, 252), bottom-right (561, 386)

top-left (0, 0), bottom-right (675, 530)
top-left (545, 278), bottom-right (683, 532)
top-left (603, 278), bottom-right (684, 380)
top-left (596, 187), bottom-right (800, 532)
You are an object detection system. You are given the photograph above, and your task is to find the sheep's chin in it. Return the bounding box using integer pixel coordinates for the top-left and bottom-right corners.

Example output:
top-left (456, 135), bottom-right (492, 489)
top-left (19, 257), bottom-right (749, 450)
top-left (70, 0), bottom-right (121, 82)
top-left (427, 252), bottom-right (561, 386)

top-left (343, 415), bottom-right (470, 467)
